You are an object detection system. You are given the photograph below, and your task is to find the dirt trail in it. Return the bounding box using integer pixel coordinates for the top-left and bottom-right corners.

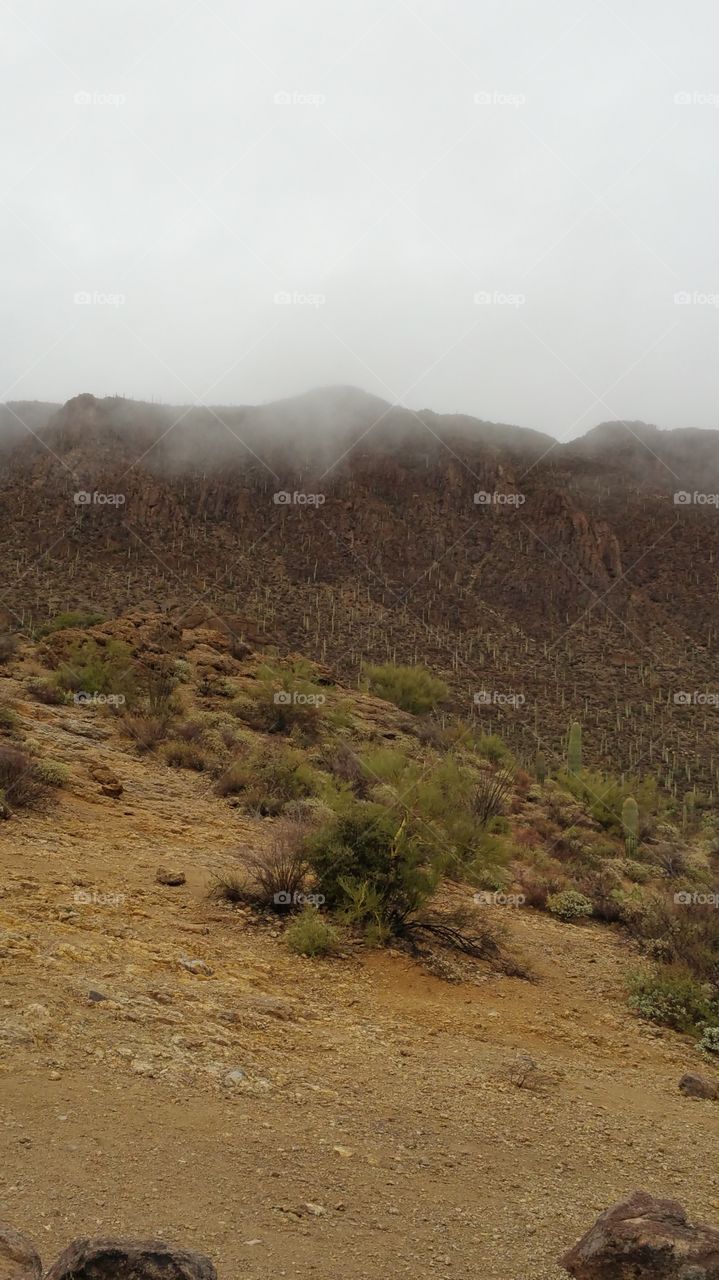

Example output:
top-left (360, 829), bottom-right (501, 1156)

top-left (1, 696), bottom-right (718, 1279)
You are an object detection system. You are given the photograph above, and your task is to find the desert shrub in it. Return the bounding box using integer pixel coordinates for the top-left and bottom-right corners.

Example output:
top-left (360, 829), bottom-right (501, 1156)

top-left (0, 702), bottom-right (19, 736)
top-left (145, 665), bottom-right (180, 716)
top-left (699, 1026), bottom-right (719, 1055)
top-left (0, 745), bottom-right (49, 810)
top-left (37, 610), bottom-right (104, 636)
top-left (365, 663), bottom-right (447, 715)
top-left (321, 740), bottom-right (371, 798)
top-left (56, 638), bottom-right (135, 701)
top-left (164, 739), bottom-right (213, 771)
top-left (286, 907), bottom-right (340, 956)
top-left (124, 713), bottom-right (170, 753)
top-left (235, 659), bottom-right (326, 739)
top-left (174, 717), bottom-right (208, 743)
top-left (307, 801), bottom-right (439, 935)
top-left (215, 744), bottom-right (318, 815)
top-left (546, 889), bottom-right (593, 922)
top-left (35, 759), bottom-right (69, 787)
top-left (207, 868), bottom-right (251, 904)
top-left (0, 634), bottom-right (19, 665)
top-left (558, 769), bottom-right (660, 836)
top-left (25, 677), bottom-right (67, 705)
top-left (472, 767), bottom-right (514, 826)
top-left (628, 966), bottom-right (717, 1034)
top-left (474, 734), bottom-right (515, 768)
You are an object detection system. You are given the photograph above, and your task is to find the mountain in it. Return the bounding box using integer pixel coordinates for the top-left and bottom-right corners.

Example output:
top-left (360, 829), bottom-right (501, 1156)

top-left (1, 387), bottom-right (718, 787)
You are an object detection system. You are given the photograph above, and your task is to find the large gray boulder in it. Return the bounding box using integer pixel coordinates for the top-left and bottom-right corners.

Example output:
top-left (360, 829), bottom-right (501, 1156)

top-left (560, 1191), bottom-right (719, 1278)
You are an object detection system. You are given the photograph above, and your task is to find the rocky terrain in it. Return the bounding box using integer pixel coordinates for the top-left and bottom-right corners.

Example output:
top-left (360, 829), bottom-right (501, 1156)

top-left (0, 624), bottom-right (718, 1280)
top-left (1, 388), bottom-right (719, 786)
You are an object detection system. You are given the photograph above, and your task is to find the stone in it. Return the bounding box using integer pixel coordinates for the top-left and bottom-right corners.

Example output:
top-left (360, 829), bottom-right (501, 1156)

top-left (44, 1238), bottom-right (216, 1279)
top-left (679, 1072), bottom-right (719, 1101)
top-left (156, 867), bottom-right (186, 886)
top-left (224, 1069), bottom-right (246, 1086)
top-left (178, 956), bottom-right (213, 977)
top-left (0, 1224), bottom-right (42, 1279)
top-left (559, 1190), bottom-right (719, 1278)
top-left (89, 765), bottom-right (123, 797)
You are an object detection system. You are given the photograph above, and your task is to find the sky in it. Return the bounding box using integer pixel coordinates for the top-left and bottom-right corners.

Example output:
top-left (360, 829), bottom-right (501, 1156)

top-left (1, 0), bottom-right (718, 439)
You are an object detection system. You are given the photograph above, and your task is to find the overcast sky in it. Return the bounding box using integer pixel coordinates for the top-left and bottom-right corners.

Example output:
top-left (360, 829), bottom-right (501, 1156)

top-left (1, 0), bottom-right (718, 438)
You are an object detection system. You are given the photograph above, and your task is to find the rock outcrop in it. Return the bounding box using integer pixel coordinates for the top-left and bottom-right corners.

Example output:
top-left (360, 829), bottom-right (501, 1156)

top-left (560, 1190), bottom-right (719, 1278)
top-left (43, 1237), bottom-right (217, 1279)
top-left (0, 1224), bottom-right (42, 1280)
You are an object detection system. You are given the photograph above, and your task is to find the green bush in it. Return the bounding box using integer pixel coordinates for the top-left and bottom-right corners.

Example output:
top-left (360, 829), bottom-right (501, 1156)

top-left (307, 801), bottom-right (439, 935)
top-left (286, 907), bottom-right (340, 957)
top-left (699, 1026), bottom-right (719, 1055)
top-left (365, 663), bottom-right (448, 715)
top-left (546, 889), bottom-right (594, 922)
top-left (235, 659), bottom-right (327, 739)
top-left (38, 610), bottom-right (104, 636)
top-left (56, 638), bottom-right (135, 701)
top-left (474, 734), bottom-right (515, 768)
top-left (35, 759), bottom-right (69, 787)
top-left (628, 966), bottom-right (717, 1034)
top-left (25, 677), bottom-right (67, 705)
top-left (215, 745), bottom-right (318, 815)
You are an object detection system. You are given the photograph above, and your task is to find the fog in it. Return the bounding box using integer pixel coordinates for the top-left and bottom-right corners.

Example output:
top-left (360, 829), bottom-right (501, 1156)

top-left (2, 0), bottom-right (719, 440)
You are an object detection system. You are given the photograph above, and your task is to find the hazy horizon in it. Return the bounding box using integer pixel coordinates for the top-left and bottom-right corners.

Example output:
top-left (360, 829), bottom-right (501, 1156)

top-left (3, 1), bottom-right (719, 440)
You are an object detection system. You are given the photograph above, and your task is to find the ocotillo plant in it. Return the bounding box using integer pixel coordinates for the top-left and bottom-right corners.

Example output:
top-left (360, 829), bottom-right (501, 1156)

top-left (622, 795), bottom-right (639, 857)
top-left (567, 721), bottom-right (582, 774)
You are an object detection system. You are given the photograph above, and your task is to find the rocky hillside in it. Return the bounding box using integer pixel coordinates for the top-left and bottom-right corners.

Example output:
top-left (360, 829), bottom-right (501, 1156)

top-left (1, 618), bottom-right (719, 1280)
top-left (1, 389), bottom-right (718, 789)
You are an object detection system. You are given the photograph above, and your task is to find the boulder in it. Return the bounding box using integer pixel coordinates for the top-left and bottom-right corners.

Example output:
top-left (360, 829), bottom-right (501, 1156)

top-left (155, 867), bottom-right (186, 887)
top-left (0, 1223), bottom-right (42, 1279)
top-left (44, 1238), bottom-right (216, 1279)
top-left (679, 1072), bottom-right (719, 1101)
top-left (560, 1190), bottom-right (719, 1278)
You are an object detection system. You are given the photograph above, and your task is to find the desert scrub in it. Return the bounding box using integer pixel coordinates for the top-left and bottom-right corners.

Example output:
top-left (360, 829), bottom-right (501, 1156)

top-left (234, 658), bottom-right (327, 739)
top-left (628, 966), bottom-right (717, 1035)
top-left (37, 609), bottom-right (104, 636)
top-left (364, 662), bottom-right (447, 715)
top-left (122, 713), bottom-right (171, 753)
top-left (56, 638), bottom-right (136, 702)
top-left (474, 734), bottom-right (516, 768)
top-left (307, 801), bottom-right (439, 934)
top-left (546, 889), bottom-right (593, 922)
top-left (699, 1026), bottom-right (719, 1055)
top-left (35, 759), bottom-right (69, 787)
top-left (0, 633), bottom-right (19, 665)
top-left (215, 744), bottom-right (318, 815)
top-left (0, 745), bottom-right (50, 810)
top-left (164, 739), bottom-right (214, 771)
top-left (25, 676), bottom-right (67, 705)
top-left (286, 907), bottom-right (340, 957)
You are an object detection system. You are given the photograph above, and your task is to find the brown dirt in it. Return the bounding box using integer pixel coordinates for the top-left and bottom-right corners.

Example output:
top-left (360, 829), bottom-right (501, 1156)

top-left (1, 695), bottom-right (718, 1279)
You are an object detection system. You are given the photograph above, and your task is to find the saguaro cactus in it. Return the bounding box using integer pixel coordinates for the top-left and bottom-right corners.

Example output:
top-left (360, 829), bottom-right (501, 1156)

top-left (622, 795), bottom-right (639, 856)
top-left (535, 750), bottom-right (546, 784)
top-left (568, 721), bottom-right (582, 774)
